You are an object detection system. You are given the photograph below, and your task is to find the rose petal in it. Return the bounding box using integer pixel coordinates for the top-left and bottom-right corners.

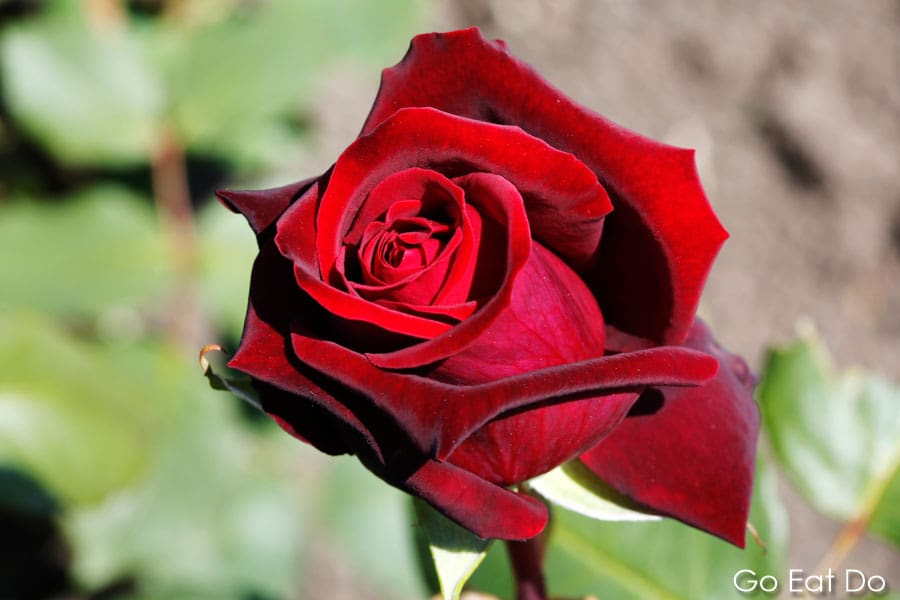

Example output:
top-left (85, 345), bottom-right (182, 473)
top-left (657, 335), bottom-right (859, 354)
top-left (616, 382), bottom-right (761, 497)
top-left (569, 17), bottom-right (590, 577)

top-left (216, 177), bottom-right (316, 237)
top-left (430, 242), bottom-right (605, 385)
top-left (375, 298), bottom-right (478, 322)
top-left (276, 180), bottom-right (456, 340)
top-left (343, 169), bottom-right (479, 309)
top-left (448, 392), bottom-right (639, 486)
top-left (352, 228), bottom-right (460, 305)
top-left (364, 172), bottom-right (531, 368)
top-left (278, 169), bottom-right (531, 353)
top-left (313, 106), bottom-right (611, 291)
top-left (398, 459), bottom-right (549, 540)
top-left (434, 202), bottom-right (482, 305)
top-left (428, 241), bottom-right (633, 485)
top-left (258, 382), bottom-right (354, 456)
top-left (344, 167), bottom-right (463, 247)
top-left (227, 239), bottom-right (380, 458)
top-left (288, 323), bottom-right (719, 461)
top-left (580, 320), bottom-right (759, 546)
top-left (362, 28), bottom-right (726, 344)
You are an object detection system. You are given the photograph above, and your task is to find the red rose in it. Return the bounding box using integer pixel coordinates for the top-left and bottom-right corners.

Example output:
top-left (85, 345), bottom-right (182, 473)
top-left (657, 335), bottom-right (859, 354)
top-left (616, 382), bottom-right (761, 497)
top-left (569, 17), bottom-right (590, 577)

top-left (218, 28), bottom-right (758, 545)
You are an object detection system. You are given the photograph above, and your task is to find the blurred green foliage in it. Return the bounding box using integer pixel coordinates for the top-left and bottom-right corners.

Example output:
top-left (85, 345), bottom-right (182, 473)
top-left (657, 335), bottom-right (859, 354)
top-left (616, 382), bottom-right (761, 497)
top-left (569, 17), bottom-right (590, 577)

top-left (1, 0), bottom-right (422, 170)
top-left (758, 332), bottom-right (900, 548)
top-left (0, 0), bottom-right (426, 597)
top-left (0, 186), bottom-right (173, 316)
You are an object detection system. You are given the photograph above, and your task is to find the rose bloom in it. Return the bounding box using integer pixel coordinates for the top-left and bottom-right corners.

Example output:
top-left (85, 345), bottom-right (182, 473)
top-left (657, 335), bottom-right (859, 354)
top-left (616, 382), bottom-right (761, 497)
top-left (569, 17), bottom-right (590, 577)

top-left (218, 28), bottom-right (758, 545)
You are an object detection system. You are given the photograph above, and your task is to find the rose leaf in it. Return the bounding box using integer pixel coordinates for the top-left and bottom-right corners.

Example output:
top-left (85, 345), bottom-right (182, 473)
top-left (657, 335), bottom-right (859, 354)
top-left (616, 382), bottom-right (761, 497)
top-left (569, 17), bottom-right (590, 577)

top-left (167, 0), bottom-right (422, 165)
top-left (0, 8), bottom-right (162, 167)
top-left (199, 344), bottom-right (261, 412)
top-left (65, 379), bottom-right (308, 599)
top-left (470, 453), bottom-right (786, 600)
top-left (527, 460), bottom-right (661, 522)
top-left (0, 186), bottom-right (172, 319)
top-left (758, 328), bottom-right (900, 547)
top-left (0, 312), bottom-right (179, 506)
top-left (414, 499), bottom-right (493, 600)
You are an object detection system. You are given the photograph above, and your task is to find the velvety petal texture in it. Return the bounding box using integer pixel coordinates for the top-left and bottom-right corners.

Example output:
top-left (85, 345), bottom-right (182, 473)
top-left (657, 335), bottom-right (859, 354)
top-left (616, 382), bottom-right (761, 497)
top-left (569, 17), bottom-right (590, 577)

top-left (216, 27), bottom-right (758, 544)
top-left (363, 28), bottom-right (727, 344)
top-left (580, 321), bottom-right (759, 546)
top-left (217, 177), bottom-right (316, 236)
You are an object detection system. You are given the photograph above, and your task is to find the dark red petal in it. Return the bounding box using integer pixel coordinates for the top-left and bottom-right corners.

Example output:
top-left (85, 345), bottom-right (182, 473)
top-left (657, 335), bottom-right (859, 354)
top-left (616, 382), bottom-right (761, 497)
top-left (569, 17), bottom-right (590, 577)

top-left (315, 106), bottom-right (611, 286)
top-left (216, 177), bottom-right (316, 236)
top-left (434, 202), bottom-right (482, 305)
top-left (364, 172), bottom-right (531, 369)
top-left (345, 170), bottom-right (479, 316)
top-left (376, 298), bottom-right (477, 322)
top-left (258, 383), bottom-right (354, 456)
top-left (227, 239), bottom-right (380, 458)
top-left (428, 241), bottom-right (630, 485)
top-left (289, 323), bottom-right (718, 462)
top-left (401, 459), bottom-right (549, 540)
top-left (276, 180), bottom-right (454, 339)
top-left (363, 28), bottom-right (726, 344)
top-left (580, 320), bottom-right (759, 547)
top-left (448, 392), bottom-right (638, 486)
top-left (343, 167), bottom-right (464, 246)
top-left (430, 242), bottom-right (605, 385)
top-left (352, 230), bottom-right (459, 305)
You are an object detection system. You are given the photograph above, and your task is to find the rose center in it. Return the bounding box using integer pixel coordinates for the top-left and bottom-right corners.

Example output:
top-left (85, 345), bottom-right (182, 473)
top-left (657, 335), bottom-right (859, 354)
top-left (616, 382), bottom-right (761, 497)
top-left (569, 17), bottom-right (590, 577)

top-left (369, 215), bottom-right (451, 279)
top-left (335, 170), bottom-right (472, 309)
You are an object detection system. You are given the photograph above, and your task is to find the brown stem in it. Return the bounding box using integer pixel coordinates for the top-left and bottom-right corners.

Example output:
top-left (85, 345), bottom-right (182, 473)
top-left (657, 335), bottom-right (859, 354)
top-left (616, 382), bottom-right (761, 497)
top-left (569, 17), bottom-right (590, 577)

top-left (811, 516), bottom-right (867, 577)
top-left (84, 0), bottom-right (125, 30)
top-left (810, 455), bottom-right (899, 578)
top-left (506, 535), bottom-right (547, 600)
top-left (151, 128), bottom-right (205, 351)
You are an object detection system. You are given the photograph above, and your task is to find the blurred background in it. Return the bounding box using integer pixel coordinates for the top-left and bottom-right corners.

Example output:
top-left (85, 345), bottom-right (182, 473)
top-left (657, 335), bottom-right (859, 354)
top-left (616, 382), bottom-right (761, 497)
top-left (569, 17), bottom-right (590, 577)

top-left (0, 1), bottom-right (897, 598)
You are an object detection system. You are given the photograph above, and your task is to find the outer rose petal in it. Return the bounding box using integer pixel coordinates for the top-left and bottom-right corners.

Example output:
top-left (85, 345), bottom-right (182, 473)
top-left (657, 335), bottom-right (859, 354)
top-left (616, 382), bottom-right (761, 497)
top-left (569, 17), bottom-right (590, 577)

top-left (433, 241), bottom-right (633, 485)
top-left (289, 323), bottom-right (718, 460)
top-left (217, 177), bottom-right (316, 237)
top-left (399, 459), bottom-right (549, 540)
top-left (430, 242), bottom-right (606, 385)
top-left (362, 28), bottom-right (727, 344)
top-left (227, 240), bottom-right (380, 458)
top-left (580, 320), bottom-right (759, 547)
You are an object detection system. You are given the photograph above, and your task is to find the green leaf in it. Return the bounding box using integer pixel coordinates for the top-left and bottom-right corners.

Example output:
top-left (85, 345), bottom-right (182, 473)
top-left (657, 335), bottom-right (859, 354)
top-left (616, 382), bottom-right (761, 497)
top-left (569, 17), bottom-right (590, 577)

top-left (470, 454), bottom-right (786, 600)
top-left (0, 186), bottom-right (173, 318)
top-left (317, 456), bottom-right (428, 599)
top-left (0, 312), bottom-right (179, 505)
top-left (0, 467), bottom-right (60, 518)
top-left (163, 0), bottom-right (311, 153)
top-left (758, 331), bottom-right (900, 547)
top-left (164, 0), bottom-right (423, 164)
top-left (414, 499), bottom-right (492, 600)
top-left (528, 460), bottom-right (661, 522)
top-left (0, 9), bottom-right (162, 166)
top-left (0, 388), bottom-right (145, 506)
top-left (65, 373), bottom-right (308, 599)
top-left (199, 344), bottom-right (260, 411)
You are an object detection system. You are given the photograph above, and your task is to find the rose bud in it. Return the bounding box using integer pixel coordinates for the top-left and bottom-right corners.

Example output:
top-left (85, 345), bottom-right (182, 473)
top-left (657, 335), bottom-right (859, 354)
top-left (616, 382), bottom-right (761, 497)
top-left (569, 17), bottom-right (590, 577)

top-left (217, 27), bottom-right (758, 545)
